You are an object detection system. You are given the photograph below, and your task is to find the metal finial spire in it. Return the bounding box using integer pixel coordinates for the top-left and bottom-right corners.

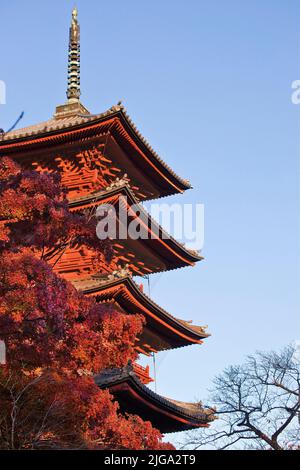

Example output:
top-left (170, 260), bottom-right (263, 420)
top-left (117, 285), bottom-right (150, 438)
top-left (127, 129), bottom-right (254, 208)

top-left (67, 7), bottom-right (81, 102)
top-left (54, 7), bottom-right (89, 118)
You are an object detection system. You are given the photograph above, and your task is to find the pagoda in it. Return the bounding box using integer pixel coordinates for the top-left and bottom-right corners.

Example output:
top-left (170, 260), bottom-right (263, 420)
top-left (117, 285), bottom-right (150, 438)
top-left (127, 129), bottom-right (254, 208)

top-left (0, 8), bottom-right (215, 433)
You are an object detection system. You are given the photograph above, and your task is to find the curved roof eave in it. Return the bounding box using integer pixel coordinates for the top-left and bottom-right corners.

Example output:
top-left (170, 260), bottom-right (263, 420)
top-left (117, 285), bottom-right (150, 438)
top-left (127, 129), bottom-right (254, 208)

top-left (0, 105), bottom-right (191, 195)
top-left (69, 184), bottom-right (203, 265)
top-left (94, 365), bottom-right (215, 432)
top-left (73, 275), bottom-right (210, 344)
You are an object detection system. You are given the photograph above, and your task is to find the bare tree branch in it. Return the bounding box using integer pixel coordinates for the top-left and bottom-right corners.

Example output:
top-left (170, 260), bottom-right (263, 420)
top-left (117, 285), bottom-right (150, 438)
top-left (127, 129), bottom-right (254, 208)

top-left (184, 345), bottom-right (300, 450)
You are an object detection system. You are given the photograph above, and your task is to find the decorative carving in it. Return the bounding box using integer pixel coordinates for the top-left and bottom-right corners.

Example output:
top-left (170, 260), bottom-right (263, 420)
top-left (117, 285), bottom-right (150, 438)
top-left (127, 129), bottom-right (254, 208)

top-left (105, 174), bottom-right (130, 191)
top-left (107, 264), bottom-right (132, 280)
top-left (92, 264), bottom-right (132, 283)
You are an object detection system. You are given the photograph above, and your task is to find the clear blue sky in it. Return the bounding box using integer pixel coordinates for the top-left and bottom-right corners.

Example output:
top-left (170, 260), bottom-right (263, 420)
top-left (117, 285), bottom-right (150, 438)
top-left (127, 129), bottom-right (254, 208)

top-left (1, 0), bottom-right (299, 441)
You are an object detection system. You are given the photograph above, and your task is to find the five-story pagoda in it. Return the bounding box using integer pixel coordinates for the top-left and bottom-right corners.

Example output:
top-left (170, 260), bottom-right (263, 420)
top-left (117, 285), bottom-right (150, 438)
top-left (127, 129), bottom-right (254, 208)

top-left (0, 8), bottom-right (215, 434)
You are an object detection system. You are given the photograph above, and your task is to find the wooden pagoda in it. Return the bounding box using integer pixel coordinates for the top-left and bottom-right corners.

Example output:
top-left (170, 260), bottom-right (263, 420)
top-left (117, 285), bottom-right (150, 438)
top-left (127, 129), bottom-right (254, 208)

top-left (0, 8), bottom-right (215, 433)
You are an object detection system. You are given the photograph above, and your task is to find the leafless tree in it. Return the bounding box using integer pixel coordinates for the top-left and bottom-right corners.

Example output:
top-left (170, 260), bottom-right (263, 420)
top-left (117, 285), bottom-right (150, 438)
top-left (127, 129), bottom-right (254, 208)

top-left (0, 370), bottom-right (84, 450)
top-left (185, 345), bottom-right (300, 450)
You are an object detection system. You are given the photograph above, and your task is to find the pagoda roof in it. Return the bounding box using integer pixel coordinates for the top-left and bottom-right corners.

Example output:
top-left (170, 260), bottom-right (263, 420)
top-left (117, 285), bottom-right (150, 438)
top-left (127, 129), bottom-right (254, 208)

top-left (73, 274), bottom-right (209, 351)
top-left (94, 364), bottom-right (215, 433)
top-left (67, 184), bottom-right (202, 276)
top-left (0, 104), bottom-right (191, 199)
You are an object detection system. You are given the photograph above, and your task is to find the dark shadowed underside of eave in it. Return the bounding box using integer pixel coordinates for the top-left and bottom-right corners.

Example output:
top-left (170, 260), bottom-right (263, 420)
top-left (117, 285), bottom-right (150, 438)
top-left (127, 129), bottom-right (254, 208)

top-left (69, 184), bottom-right (203, 269)
top-left (95, 365), bottom-right (215, 433)
top-left (73, 274), bottom-right (209, 351)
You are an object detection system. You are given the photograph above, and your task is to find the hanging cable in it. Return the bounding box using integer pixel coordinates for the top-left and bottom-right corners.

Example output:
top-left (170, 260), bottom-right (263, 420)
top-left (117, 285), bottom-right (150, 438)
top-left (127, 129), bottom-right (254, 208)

top-left (152, 352), bottom-right (157, 393)
top-left (142, 274), bottom-right (151, 296)
top-left (147, 274), bottom-right (151, 297)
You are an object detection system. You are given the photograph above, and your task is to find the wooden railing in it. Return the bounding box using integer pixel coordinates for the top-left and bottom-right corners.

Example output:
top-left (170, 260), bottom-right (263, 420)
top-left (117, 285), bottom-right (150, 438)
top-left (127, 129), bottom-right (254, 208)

top-left (133, 362), bottom-right (154, 385)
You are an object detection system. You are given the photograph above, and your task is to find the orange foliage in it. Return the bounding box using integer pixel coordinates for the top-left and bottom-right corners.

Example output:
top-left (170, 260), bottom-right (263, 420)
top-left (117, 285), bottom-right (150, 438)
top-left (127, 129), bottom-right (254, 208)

top-left (0, 157), bottom-right (174, 450)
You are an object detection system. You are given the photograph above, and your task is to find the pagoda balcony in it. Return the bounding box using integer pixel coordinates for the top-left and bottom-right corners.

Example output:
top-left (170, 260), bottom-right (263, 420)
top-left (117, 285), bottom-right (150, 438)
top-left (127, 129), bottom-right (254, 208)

top-left (132, 362), bottom-right (153, 385)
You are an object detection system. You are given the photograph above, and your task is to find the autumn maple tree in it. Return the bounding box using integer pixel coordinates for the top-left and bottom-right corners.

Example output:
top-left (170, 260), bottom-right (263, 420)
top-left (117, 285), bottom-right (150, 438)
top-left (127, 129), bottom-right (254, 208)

top-left (0, 156), bottom-right (174, 450)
